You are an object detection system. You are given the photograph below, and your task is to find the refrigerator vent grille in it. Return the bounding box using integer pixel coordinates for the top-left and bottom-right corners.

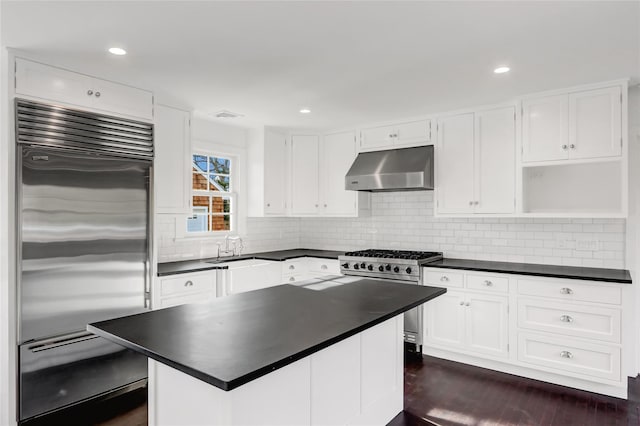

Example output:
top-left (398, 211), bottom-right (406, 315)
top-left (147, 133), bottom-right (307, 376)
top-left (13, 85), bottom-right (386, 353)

top-left (16, 99), bottom-right (154, 160)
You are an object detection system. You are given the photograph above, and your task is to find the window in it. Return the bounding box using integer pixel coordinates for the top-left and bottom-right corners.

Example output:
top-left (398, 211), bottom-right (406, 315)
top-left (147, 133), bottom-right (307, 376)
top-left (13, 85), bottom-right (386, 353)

top-left (187, 153), bottom-right (234, 233)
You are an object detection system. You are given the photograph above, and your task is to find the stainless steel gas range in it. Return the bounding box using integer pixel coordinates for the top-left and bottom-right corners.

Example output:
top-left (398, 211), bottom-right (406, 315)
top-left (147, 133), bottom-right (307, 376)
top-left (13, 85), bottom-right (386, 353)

top-left (339, 249), bottom-right (443, 349)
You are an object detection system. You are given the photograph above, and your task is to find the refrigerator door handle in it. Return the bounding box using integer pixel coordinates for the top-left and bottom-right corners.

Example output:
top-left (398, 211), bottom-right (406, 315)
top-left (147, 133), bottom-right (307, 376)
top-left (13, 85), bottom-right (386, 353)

top-left (28, 332), bottom-right (99, 353)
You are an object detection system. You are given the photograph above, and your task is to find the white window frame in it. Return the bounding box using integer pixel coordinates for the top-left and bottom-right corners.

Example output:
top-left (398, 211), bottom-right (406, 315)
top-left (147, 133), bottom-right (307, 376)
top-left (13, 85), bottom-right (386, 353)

top-left (186, 151), bottom-right (238, 236)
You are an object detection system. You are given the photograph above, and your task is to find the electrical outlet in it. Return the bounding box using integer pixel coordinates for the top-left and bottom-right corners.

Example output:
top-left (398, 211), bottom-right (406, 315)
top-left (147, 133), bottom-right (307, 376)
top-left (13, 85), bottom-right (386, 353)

top-left (575, 238), bottom-right (599, 251)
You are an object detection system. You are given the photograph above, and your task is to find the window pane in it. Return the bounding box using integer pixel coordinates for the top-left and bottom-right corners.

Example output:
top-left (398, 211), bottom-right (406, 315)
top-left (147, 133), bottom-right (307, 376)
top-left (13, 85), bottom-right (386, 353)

top-left (211, 197), bottom-right (231, 214)
top-left (192, 195), bottom-right (210, 212)
top-left (210, 214), bottom-right (231, 232)
top-left (187, 215), bottom-right (209, 233)
top-left (193, 155), bottom-right (208, 173)
top-left (192, 173), bottom-right (208, 190)
top-left (209, 175), bottom-right (230, 192)
top-left (209, 157), bottom-right (230, 175)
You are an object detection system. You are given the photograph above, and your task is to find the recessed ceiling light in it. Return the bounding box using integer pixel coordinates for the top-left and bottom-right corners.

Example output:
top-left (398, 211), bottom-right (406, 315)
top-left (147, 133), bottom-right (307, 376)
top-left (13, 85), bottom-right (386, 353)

top-left (494, 66), bottom-right (510, 74)
top-left (299, 108), bottom-right (311, 114)
top-left (108, 47), bottom-right (127, 56)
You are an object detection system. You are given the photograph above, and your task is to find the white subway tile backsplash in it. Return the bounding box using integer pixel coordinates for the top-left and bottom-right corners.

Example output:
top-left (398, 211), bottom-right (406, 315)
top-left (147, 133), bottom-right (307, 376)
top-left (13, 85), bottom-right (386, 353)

top-left (157, 191), bottom-right (626, 269)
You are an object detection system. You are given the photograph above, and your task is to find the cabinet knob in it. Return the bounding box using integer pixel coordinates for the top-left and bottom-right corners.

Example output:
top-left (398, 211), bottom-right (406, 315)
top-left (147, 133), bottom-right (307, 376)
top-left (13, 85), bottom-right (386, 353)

top-left (440, 276), bottom-right (449, 282)
top-left (266, 203), bottom-right (270, 207)
top-left (474, 201), bottom-right (479, 205)
top-left (87, 90), bottom-right (94, 96)
top-left (560, 287), bottom-right (573, 295)
top-left (184, 280), bottom-right (193, 287)
top-left (483, 280), bottom-right (493, 287)
top-left (562, 144), bottom-right (568, 150)
top-left (560, 350), bottom-right (573, 359)
top-left (315, 204), bottom-right (319, 207)
top-left (289, 276), bottom-right (295, 282)
top-left (321, 265), bottom-right (327, 270)
top-left (95, 91), bottom-right (101, 98)
top-left (469, 201), bottom-right (473, 206)
top-left (560, 315), bottom-right (574, 323)
top-left (464, 302), bottom-right (470, 307)
top-left (569, 144), bottom-right (575, 149)
top-left (459, 301), bottom-right (464, 305)
top-left (324, 204), bottom-right (327, 207)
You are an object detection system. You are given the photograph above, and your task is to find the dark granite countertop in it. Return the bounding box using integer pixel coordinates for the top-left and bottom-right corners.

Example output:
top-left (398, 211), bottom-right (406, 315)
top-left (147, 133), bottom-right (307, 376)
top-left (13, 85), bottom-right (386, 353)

top-left (157, 249), bottom-right (344, 277)
top-left (88, 277), bottom-right (446, 391)
top-left (425, 258), bottom-right (632, 284)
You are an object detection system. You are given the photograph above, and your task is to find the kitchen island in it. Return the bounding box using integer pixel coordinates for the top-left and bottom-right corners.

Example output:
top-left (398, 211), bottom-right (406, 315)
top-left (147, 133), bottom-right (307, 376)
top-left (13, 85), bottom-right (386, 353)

top-left (88, 276), bottom-right (445, 426)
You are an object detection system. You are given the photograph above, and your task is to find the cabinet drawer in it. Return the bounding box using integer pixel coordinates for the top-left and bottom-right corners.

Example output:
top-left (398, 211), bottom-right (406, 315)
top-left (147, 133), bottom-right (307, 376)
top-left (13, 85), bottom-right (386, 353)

top-left (282, 259), bottom-right (306, 276)
top-left (518, 332), bottom-right (620, 382)
top-left (307, 258), bottom-right (339, 275)
top-left (158, 291), bottom-right (214, 309)
top-left (466, 274), bottom-right (508, 293)
top-left (424, 270), bottom-right (464, 288)
top-left (517, 299), bottom-right (621, 343)
top-left (517, 279), bottom-right (621, 305)
top-left (159, 274), bottom-right (214, 297)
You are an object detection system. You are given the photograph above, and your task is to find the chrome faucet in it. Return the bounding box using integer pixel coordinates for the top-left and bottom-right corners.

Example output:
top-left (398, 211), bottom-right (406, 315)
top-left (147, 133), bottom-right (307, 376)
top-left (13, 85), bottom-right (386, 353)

top-left (216, 235), bottom-right (244, 258)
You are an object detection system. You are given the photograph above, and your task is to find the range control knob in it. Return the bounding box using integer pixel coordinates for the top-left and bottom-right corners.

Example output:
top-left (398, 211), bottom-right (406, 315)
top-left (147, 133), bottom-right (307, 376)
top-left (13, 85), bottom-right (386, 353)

top-left (367, 264), bottom-right (373, 271)
top-left (385, 264), bottom-right (391, 271)
top-left (378, 265), bottom-right (384, 272)
top-left (393, 266), bottom-right (400, 273)
top-left (360, 262), bottom-right (366, 269)
top-left (406, 267), bottom-right (412, 274)
top-left (353, 264), bottom-right (359, 270)
top-left (342, 263), bottom-right (349, 269)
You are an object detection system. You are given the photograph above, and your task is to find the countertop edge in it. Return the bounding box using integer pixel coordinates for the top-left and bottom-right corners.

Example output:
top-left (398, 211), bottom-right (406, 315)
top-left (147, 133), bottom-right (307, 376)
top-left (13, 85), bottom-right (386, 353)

top-left (88, 286), bottom-right (446, 391)
top-left (423, 261), bottom-right (632, 284)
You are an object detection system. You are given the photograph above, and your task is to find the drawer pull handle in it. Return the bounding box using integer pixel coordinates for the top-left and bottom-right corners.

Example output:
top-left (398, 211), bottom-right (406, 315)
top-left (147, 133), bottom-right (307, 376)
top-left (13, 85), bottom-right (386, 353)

top-left (289, 276), bottom-right (295, 282)
top-left (184, 280), bottom-right (193, 287)
top-left (560, 287), bottom-right (573, 295)
top-left (440, 276), bottom-right (449, 282)
top-left (483, 280), bottom-right (493, 287)
top-left (464, 302), bottom-right (470, 307)
top-left (560, 315), bottom-right (574, 323)
top-left (289, 265), bottom-right (295, 270)
top-left (560, 350), bottom-right (573, 359)
top-left (321, 265), bottom-right (327, 270)
top-left (459, 301), bottom-right (464, 305)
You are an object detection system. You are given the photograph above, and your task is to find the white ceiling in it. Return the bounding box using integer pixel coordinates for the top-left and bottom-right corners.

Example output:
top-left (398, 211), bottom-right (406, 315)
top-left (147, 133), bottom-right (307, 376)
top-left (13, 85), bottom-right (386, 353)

top-left (2, 1), bottom-right (639, 130)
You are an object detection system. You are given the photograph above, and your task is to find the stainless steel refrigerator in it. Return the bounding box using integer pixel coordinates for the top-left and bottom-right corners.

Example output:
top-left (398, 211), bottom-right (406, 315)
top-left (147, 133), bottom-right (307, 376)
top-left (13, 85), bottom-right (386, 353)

top-left (16, 99), bottom-right (152, 421)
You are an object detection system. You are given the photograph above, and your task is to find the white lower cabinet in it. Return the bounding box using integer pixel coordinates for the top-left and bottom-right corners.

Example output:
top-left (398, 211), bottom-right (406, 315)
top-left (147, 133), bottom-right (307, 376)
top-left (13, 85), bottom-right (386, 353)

top-left (425, 289), bottom-right (508, 358)
top-left (423, 267), bottom-right (627, 398)
top-left (154, 271), bottom-right (216, 309)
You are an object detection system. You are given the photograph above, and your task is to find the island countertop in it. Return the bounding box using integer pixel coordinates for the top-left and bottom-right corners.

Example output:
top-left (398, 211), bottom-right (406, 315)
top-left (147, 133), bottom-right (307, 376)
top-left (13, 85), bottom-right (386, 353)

top-left (88, 277), bottom-right (445, 391)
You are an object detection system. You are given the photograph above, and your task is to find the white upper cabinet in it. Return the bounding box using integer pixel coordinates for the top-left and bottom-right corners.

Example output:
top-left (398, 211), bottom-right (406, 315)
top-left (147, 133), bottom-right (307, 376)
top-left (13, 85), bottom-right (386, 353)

top-left (522, 94), bottom-right (568, 162)
top-left (320, 131), bottom-right (359, 216)
top-left (436, 107), bottom-right (516, 216)
top-left (436, 113), bottom-right (475, 214)
top-left (568, 86), bottom-right (622, 160)
top-left (154, 105), bottom-right (191, 214)
top-left (359, 119), bottom-right (431, 152)
top-left (263, 130), bottom-right (289, 215)
top-left (475, 106), bottom-right (516, 214)
top-left (360, 125), bottom-right (395, 150)
top-left (522, 86), bottom-right (622, 163)
top-left (291, 135), bottom-right (320, 215)
top-left (15, 58), bottom-right (153, 121)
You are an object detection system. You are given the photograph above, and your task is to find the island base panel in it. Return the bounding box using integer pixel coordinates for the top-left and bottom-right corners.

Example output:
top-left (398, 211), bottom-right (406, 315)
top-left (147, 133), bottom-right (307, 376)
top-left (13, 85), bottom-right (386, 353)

top-left (148, 315), bottom-right (403, 425)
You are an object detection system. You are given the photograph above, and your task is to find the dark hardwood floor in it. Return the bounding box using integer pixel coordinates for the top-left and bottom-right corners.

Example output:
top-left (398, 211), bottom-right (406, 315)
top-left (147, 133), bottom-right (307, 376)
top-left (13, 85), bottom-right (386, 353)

top-left (24, 355), bottom-right (640, 425)
top-left (390, 355), bottom-right (640, 426)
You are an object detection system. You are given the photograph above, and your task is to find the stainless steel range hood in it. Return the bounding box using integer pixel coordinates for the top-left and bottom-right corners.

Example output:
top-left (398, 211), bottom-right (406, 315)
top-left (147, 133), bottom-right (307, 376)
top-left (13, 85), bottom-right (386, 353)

top-left (345, 146), bottom-right (434, 192)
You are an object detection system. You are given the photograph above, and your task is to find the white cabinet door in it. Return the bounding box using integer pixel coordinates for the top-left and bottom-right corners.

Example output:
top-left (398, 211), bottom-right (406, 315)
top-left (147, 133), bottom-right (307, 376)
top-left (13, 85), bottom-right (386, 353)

top-left (475, 106), bottom-right (516, 213)
top-left (320, 131), bottom-right (357, 216)
top-left (91, 78), bottom-right (153, 121)
top-left (465, 293), bottom-right (509, 358)
top-left (15, 58), bottom-right (93, 108)
top-left (569, 86), bottom-right (622, 160)
top-left (360, 125), bottom-right (394, 151)
top-left (154, 105), bottom-right (191, 214)
top-left (263, 130), bottom-right (288, 215)
top-left (436, 113), bottom-right (475, 213)
top-left (291, 135), bottom-right (320, 215)
top-left (522, 94), bottom-right (569, 162)
top-left (394, 119), bottom-right (431, 146)
top-left (425, 291), bottom-right (466, 349)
